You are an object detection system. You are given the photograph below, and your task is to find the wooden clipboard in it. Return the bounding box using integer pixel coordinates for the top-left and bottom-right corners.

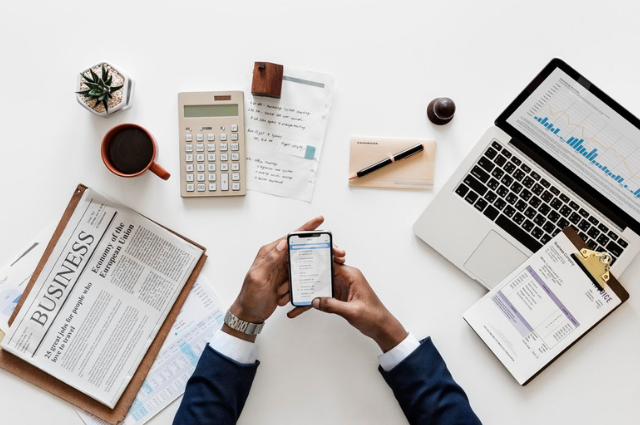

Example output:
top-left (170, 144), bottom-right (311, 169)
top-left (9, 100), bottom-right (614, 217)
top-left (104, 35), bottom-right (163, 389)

top-left (464, 226), bottom-right (629, 386)
top-left (518, 227), bottom-right (629, 384)
top-left (0, 184), bottom-right (207, 424)
top-left (519, 227), bottom-right (627, 384)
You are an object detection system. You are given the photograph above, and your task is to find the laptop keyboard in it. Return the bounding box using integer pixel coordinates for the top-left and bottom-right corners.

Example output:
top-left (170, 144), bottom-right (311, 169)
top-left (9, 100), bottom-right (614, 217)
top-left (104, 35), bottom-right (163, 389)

top-left (455, 140), bottom-right (628, 264)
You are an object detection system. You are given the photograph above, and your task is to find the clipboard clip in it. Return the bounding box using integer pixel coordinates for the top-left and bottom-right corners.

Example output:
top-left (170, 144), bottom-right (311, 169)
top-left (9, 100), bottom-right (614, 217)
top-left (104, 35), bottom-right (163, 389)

top-left (572, 248), bottom-right (612, 291)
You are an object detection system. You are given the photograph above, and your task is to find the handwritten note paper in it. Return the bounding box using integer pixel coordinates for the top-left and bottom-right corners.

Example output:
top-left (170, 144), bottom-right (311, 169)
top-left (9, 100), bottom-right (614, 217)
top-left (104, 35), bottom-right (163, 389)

top-left (245, 67), bottom-right (335, 202)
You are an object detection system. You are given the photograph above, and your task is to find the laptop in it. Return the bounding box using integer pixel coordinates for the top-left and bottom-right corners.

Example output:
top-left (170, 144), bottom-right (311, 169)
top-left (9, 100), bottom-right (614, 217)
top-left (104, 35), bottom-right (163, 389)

top-left (414, 58), bottom-right (640, 289)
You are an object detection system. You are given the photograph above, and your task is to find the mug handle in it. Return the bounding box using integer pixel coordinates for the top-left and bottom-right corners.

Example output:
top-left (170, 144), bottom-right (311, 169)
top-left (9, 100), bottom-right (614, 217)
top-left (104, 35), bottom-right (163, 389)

top-left (149, 162), bottom-right (171, 180)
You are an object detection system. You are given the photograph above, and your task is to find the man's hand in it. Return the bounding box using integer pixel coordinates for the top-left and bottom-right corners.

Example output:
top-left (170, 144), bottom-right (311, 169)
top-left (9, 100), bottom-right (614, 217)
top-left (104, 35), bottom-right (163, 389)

top-left (288, 264), bottom-right (407, 353)
top-left (224, 216), bottom-right (345, 342)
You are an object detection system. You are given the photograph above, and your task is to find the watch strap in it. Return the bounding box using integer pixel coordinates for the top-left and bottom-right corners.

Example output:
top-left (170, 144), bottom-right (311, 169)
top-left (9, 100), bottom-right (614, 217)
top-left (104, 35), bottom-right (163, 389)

top-left (224, 310), bottom-right (265, 335)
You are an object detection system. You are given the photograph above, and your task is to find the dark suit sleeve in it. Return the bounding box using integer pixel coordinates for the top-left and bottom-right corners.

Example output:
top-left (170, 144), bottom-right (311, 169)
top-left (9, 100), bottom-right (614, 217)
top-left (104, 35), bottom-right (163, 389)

top-left (379, 337), bottom-right (481, 425)
top-left (173, 344), bottom-right (259, 425)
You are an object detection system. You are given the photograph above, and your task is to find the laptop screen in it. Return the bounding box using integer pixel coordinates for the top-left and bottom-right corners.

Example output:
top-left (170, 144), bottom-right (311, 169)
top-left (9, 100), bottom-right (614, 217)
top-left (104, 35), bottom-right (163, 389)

top-left (496, 59), bottom-right (640, 233)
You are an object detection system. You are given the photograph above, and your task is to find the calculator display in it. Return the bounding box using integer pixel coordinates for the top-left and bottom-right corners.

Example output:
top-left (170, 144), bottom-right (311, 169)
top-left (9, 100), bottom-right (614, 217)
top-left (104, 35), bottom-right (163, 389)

top-left (184, 104), bottom-right (239, 118)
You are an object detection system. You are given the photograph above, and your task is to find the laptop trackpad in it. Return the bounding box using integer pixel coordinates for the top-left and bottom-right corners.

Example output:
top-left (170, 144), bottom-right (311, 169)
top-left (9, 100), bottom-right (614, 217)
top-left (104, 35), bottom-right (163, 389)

top-left (464, 231), bottom-right (528, 288)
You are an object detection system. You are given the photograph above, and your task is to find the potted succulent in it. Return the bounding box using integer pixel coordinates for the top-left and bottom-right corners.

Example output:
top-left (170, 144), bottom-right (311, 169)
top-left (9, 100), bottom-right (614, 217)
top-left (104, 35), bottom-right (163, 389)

top-left (76, 62), bottom-right (134, 117)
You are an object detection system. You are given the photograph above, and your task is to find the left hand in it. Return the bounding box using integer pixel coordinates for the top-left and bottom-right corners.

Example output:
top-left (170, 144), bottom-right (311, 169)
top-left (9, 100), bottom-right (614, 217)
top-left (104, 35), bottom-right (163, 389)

top-left (225, 216), bottom-right (346, 341)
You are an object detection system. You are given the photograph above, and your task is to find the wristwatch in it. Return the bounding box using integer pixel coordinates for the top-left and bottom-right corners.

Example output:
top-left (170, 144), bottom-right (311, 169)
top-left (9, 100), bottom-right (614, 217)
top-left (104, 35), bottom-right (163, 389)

top-left (224, 310), bottom-right (265, 335)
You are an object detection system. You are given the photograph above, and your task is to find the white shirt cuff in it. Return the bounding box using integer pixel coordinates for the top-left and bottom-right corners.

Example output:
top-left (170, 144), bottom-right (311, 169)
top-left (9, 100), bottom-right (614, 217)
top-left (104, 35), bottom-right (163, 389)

top-left (378, 333), bottom-right (420, 372)
top-left (208, 329), bottom-right (258, 365)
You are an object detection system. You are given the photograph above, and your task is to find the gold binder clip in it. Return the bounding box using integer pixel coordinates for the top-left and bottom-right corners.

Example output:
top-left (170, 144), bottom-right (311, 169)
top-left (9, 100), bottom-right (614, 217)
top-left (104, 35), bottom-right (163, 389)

top-left (572, 248), bottom-right (611, 291)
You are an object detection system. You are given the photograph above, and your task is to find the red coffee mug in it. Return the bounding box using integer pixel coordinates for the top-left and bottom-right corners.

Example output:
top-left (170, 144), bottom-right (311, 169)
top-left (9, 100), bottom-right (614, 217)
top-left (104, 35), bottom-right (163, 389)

top-left (101, 123), bottom-right (170, 180)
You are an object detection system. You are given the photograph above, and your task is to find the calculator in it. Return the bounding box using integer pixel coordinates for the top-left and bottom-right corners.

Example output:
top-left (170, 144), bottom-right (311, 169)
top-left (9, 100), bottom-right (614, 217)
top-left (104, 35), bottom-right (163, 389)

top-left (178, 91), bottom-right (246, 197)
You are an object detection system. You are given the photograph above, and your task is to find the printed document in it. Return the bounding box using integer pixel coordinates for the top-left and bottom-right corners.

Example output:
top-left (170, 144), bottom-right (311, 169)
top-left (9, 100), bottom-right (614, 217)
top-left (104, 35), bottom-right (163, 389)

top-left (0, 225), bottom-right (55, 333)
top-left (464, 231), bottom-right (622, 384)
top-left (76, 275), bottom-right (225, 425)
top-left (245, 66), bottom-right (335, 202)
top-left (0, 187), bottom-right (203, 407)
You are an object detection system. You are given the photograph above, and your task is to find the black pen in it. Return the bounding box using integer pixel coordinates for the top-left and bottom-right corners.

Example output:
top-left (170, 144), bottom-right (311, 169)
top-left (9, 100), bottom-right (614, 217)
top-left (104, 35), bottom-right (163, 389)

top-left (349, 143), bottom-right (424, 180)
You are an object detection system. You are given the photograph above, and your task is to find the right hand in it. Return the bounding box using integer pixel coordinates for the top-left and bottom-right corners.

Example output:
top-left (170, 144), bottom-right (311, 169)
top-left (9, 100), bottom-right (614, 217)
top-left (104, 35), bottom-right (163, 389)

top-left (289, 264), bottom-right (408, 353)
top-left (225, 216), bottom-right (327, 342)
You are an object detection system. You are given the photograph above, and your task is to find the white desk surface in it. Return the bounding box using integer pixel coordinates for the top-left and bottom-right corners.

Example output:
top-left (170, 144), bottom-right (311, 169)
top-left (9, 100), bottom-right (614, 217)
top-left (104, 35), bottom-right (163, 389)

top-left (1, 1), bottom-right (640, 424)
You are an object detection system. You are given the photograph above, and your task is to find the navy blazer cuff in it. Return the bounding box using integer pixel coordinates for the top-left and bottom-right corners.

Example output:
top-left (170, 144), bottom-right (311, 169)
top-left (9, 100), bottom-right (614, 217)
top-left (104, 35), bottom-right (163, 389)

top-left (378, 337), bottom-right (482, 425)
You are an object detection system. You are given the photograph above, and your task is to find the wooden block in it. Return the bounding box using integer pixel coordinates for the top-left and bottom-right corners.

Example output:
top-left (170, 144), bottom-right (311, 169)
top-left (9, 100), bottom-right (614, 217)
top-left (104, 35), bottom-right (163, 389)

top-left (251, 62), bottom-right (284, 98)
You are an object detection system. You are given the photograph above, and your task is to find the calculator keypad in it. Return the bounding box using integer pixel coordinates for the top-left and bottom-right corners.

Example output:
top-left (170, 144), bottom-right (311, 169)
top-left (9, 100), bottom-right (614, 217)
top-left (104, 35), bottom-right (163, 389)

top-left (183, 131), bottom-right (242, 195)
top-left (179, 91), bottom-right (246, 198)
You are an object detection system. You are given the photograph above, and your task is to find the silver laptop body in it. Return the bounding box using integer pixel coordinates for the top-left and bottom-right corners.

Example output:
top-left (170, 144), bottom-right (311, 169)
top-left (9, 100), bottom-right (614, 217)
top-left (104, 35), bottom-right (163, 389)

top-left (414, 59), bottom-right (640, 289)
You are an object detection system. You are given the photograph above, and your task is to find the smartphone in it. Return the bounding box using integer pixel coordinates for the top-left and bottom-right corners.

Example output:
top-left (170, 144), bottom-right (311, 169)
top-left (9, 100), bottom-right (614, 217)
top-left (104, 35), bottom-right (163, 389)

top-left (287, 231), bottom-right (334, 306)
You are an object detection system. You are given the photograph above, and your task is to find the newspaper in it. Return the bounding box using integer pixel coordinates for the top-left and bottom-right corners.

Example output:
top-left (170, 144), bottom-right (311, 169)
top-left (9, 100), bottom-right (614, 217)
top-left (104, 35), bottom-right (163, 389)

top-left (0, 187), bottom-right (204, 408)
top-left (76, 275), bottom-right (226, 425)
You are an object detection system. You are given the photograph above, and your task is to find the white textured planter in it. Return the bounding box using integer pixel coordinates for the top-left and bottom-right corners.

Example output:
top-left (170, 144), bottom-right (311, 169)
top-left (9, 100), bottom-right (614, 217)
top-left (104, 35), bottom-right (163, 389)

top-left (76, 61), bottom-right (134, 117)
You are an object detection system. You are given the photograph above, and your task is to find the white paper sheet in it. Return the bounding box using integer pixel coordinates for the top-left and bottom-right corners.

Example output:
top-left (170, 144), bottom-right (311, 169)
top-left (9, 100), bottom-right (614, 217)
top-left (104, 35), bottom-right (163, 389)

top-left (0, 225), bottom-right (55, 333)
top-left (76, 275), bottom-right (226, 425)
top-left (464, 232), bottom-right (622, 384)
top-left (245, 67), bottom-right (335, 202)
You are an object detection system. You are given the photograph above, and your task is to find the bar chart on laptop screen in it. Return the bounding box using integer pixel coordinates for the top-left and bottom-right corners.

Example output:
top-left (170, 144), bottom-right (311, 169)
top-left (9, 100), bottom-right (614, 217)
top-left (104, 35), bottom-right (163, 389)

top-left (507, 68), bottom-right (640, 220)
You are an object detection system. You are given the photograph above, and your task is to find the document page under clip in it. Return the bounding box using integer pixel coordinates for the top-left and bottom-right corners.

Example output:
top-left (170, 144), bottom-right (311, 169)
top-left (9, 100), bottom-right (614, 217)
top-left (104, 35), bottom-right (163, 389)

top-left (463, 230), bottom-right (624, 385)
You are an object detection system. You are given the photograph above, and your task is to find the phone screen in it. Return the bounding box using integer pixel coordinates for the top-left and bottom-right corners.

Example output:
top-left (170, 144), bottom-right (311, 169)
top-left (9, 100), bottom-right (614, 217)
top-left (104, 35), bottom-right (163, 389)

top-left (288, 232), bottom-right (333, 306)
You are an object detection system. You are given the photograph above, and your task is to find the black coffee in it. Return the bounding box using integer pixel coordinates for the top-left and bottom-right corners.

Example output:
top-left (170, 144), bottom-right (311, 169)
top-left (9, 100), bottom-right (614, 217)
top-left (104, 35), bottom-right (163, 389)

top-left (109, 128), bottom-right (154, 175)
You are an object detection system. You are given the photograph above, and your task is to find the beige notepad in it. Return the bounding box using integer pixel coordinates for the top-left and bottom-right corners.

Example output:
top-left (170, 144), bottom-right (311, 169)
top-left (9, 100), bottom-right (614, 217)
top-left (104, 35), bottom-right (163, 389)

top-left (348, 136), bottom-right (435, 189)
